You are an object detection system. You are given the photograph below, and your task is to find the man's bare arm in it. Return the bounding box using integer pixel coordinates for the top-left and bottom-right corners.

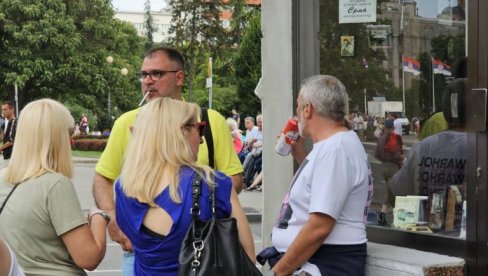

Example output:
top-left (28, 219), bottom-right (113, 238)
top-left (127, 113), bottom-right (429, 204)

top-left (92, 172), bottom-right (132, 251)
top-left (0, 141), bottom-right (13, 152)
top-left (272, 213), bottom-right (335, 276)
top-left (230, 173), bottom-right (244, 194)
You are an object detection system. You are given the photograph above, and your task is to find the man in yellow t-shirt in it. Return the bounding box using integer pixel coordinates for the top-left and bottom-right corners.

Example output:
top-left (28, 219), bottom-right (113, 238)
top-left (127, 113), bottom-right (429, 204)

top-left (92, 47), bottom-right (243, 275)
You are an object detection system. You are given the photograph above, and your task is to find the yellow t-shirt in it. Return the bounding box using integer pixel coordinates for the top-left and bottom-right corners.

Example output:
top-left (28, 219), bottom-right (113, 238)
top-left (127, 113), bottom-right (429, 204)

top-left (95, 108), bottom-right (243, 180)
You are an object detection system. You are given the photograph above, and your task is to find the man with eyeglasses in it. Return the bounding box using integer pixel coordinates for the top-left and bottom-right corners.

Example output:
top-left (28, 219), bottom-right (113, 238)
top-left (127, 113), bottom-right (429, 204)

top-left (92, 46), bottom-right (244, 276)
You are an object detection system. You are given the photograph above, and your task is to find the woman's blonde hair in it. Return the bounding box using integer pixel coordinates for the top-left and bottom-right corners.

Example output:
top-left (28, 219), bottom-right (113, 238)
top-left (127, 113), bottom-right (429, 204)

top-left (5, 99), bottom-right (74, 184)
top-left (121, 97), bottom-right (214, 206)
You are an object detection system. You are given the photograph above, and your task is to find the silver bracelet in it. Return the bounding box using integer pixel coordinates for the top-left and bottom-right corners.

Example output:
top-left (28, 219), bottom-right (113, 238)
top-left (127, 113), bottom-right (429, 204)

top-left (88, 210), bottom-right (111, 225)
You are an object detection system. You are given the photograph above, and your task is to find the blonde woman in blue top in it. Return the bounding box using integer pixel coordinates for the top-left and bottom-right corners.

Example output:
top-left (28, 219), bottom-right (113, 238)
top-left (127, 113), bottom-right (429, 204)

top-left (115, 97), bottom-right (255, 275)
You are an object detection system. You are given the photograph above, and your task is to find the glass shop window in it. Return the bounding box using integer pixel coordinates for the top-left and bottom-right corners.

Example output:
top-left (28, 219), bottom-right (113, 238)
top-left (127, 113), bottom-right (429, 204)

top-left (319, 0), bottom-right (467, 238)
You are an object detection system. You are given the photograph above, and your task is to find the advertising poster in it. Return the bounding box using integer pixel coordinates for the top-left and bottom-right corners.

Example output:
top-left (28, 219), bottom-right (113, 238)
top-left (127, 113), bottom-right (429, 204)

top-left (340, 36), bottom-right (355, 57)
top-left (339, 0), bottom-right (377, 24)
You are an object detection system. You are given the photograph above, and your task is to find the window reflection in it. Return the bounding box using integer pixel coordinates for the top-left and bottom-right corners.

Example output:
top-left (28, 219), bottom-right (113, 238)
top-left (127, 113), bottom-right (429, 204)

top-left (320, 0), bottom-right (466, 238)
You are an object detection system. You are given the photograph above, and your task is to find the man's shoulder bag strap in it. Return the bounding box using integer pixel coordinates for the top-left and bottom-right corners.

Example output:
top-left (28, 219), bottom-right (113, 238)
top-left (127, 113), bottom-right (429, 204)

top-left (201, 108), bottom-right (214, 169)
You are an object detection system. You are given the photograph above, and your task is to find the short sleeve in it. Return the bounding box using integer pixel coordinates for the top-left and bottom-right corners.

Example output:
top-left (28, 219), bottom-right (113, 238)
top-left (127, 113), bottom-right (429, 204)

top-left (96, 109), bottom-right (138, 180)
top-left (47, 177), bottom-right (86, 236)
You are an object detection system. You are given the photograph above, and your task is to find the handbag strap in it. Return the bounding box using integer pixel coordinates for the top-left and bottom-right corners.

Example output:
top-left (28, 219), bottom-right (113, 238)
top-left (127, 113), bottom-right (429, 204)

top-left (201, 108), bottom-right (215, 169)
top-left (191, 173), bottom-right (203, 219)
top-left (0, 184), bottom-right (19, 215)
top-left (191, 172), bottom-right (217, 218)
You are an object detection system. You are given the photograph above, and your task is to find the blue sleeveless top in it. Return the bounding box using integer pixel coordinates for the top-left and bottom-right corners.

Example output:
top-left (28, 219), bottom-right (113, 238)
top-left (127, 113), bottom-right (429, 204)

top-left (115, 167), bottom-right (233, 276)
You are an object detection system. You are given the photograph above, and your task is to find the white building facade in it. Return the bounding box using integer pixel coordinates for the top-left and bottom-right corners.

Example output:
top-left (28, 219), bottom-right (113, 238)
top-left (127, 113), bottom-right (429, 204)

top-left (114, 9), bottom-right (173, 43)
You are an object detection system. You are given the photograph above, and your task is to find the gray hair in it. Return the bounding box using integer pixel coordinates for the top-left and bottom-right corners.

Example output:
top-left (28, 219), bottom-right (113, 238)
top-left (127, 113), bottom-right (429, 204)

top-left (244, 116), bottom-right (255, 124)
top-left (256, 114), bottom-right (263, 122)
top-left (299, 75), bottom-right (347, 121)
top-left (226, 117), bottom-right (238, 131)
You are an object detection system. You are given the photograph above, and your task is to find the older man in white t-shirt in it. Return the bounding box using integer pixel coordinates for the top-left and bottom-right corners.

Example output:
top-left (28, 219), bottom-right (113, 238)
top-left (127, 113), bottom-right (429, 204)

top-left (258, 75), bottom-right (372, 276)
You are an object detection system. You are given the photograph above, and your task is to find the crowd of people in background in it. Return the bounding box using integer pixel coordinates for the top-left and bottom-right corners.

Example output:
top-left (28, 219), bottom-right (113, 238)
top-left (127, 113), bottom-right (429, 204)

top-left (226, 113), bottom-right (264, 191)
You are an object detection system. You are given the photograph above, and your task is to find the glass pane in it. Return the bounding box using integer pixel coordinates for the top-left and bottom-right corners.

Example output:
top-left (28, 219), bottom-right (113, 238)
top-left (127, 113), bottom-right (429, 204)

top-left (320, 0), bottom-right (467, 238)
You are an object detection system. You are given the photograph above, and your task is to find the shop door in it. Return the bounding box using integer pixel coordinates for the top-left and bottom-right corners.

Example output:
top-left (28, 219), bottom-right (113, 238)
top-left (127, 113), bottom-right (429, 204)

top-left (466, 0), bottom-right (488, 274)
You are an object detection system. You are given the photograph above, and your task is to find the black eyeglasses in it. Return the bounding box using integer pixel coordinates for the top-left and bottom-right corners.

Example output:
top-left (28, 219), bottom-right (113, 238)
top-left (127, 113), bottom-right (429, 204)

top-left (137, 70), bottom-right (178, 82)
top-left (184, 121), bottom-right (207, 137)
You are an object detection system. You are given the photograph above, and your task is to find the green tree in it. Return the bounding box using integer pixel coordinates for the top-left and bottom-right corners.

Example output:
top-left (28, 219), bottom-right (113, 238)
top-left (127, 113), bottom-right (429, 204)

top-left (0, 0), bottom-right (144, 123)
top-left (167, 0), bottom-right (229, 100)
top-left (144, 0), bottom-right (157, 50)
top-left (234, 12), bottom-right (261, 118)
top-left (414, 34), bottom-right (465, 117)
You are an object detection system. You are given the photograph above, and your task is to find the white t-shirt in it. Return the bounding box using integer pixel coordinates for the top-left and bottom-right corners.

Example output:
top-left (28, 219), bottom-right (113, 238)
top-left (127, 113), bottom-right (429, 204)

top-left (245, 126), bottom-right (259, 143)
top-left (393, 118), bottom-right (403, 135)
top-left (272, 131), bottom-right (372, 252)
top-left (254, 128), bottom-right (263, 147)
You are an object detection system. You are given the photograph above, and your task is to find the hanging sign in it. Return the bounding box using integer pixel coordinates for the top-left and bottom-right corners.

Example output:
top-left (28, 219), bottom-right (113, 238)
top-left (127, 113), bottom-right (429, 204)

top-left (339, 0), bottom-right (377, 24)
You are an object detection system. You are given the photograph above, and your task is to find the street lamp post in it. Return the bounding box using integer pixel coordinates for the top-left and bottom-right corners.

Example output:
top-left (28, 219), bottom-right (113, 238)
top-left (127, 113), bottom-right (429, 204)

top-left (106, 56), bottom-right (114, 119)
top-left (105, 56), bottom-right (128, 121)
top-left (364, 88), bottom-right (367, 115)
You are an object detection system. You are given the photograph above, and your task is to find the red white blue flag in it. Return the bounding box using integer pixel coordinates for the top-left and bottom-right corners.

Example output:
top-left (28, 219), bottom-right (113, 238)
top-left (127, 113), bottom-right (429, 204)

top-left (403, 56), bottom-right (421, 75)
top-left (432, 59), bottom-right (452, 76)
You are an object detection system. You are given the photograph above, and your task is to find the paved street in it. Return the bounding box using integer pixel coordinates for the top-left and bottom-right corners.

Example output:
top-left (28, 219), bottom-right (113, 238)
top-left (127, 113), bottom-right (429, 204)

top-left (71, 133), bottom-right (419, 275)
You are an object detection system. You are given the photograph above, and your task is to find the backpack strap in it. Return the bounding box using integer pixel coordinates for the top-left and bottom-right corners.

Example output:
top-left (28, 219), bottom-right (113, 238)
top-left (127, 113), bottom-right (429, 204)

top-left (201, 108), bottom-right (214, 169)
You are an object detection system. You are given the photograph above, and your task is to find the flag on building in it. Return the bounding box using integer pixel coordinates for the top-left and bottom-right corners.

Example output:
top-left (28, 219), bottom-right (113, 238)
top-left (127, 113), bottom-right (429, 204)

top-left (403, 56), bottom-right (421, 75)
top-left (432, 59), bottom-right (452, 76)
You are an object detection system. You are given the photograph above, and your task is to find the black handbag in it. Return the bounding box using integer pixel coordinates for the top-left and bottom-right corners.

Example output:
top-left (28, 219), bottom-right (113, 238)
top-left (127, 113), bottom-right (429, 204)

top-left (178, 173), bottom-right (262, 276)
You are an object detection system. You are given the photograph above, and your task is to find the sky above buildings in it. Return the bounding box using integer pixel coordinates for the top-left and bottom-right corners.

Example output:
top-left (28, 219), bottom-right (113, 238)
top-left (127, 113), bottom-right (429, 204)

top-left (111, 0), bottom-right (166, 11)
top-left (417, 0), bottom-right (455, 19)
top-left (110, 0), bottom-right (459, 19)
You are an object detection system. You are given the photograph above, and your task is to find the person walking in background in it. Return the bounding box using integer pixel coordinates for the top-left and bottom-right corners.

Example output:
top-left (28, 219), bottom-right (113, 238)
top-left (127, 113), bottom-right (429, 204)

top-left (375, 119), bottom-right (403, 226)
top-left (80, 113), bottom-right (88, 135)
top-left (115, 98), bottom-right (255, 275)
top-left (0, 101), bottom-right (16, 162)
top-left (0, 99), bottom-right (108, 275)
top-left (259, 75), bottom-right (372, 275)
top-left (92, 46), bottom-right (243, 276)
top-left (392, 113), bottom-right (403, 136)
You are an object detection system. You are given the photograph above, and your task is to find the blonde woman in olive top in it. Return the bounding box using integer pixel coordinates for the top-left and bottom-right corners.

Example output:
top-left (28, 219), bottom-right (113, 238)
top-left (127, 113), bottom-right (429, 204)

top-left (0, 99), bottom-right (108, 275)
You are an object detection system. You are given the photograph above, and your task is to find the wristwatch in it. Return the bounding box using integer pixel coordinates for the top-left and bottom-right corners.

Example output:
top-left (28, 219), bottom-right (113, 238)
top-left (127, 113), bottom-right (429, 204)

top-left (88, 210), bottom-right (111, 225)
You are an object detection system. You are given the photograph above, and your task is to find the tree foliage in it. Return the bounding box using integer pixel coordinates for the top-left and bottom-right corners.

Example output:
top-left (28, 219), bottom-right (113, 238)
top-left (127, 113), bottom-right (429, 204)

top-left (414, 34), bottom-right (465, 117)
top-left (167, 0), bottom-right (229, 100)
top-left (144, 0), bottom-right (157, 50)
top-left (0, 0), bottom-right (145, 130)
top-left (234, 12), bottom-right (262, 119)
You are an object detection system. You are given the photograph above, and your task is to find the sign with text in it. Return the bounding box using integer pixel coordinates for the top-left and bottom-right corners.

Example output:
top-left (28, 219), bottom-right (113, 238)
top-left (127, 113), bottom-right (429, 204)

top-left (339, 0), bottom-right (377, 24)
